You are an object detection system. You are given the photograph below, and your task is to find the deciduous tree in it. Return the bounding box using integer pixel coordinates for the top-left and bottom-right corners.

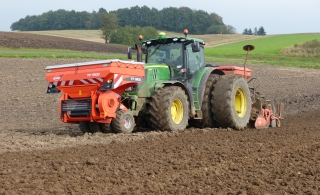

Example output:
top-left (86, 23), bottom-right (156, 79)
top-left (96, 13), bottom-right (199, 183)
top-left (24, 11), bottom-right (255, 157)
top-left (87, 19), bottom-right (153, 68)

top-left (100, 13), bottom-right (119, 43)
top-left (109, 25), bottom-right (158, 45)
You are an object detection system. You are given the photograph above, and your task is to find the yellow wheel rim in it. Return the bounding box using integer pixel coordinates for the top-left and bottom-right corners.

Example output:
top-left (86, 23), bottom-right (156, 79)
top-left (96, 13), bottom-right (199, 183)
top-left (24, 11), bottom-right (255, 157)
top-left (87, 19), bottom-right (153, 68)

top-left (234, 87), bottom-right (247, 118)
top-left (171, 98), bottom-right (183, 124)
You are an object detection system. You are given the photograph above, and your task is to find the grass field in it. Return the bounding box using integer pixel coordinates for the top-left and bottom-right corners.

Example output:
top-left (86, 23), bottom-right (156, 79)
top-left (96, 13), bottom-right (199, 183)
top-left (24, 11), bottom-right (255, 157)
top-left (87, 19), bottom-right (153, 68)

top-left (205, 33), bottom-right (320, 68)
top-left (0, 47), bottom-right (125, 59)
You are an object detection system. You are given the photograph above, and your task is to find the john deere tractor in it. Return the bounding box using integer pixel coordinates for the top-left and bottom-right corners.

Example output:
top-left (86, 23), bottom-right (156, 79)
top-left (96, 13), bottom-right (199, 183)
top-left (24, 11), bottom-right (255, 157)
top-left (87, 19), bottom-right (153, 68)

top-left (124, 30), bottom-right (252, 132)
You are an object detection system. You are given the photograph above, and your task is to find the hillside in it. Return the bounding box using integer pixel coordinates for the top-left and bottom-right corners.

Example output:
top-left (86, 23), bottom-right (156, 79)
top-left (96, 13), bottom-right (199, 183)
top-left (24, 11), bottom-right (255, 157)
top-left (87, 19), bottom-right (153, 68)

top-left (0, 31), bottom-right (127, 53)
top-left (204, 33), bottom-right (320, 68)
top-left (23, 30), bottom-right (265, 47)
top-left (26, 30), bottom-right (105, 43)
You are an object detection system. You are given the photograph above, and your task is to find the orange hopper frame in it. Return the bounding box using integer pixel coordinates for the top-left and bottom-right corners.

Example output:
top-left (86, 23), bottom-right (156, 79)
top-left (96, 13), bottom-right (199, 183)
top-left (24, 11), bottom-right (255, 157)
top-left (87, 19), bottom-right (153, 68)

top-left (214, 66), bottom-right (252, 80)
top-left (45, 60), bottom-right (145, 124)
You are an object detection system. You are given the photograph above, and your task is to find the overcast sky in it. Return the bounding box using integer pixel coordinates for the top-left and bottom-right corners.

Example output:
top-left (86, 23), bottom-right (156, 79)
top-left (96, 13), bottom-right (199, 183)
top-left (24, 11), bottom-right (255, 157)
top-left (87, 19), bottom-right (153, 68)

top-left (0, 0), bottom-right (319, 34)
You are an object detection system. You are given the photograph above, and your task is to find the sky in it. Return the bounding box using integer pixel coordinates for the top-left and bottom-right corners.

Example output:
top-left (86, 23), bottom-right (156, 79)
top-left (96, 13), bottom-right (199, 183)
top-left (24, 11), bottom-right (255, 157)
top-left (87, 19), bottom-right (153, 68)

top-left (0, 0), bottom-right (319, 35)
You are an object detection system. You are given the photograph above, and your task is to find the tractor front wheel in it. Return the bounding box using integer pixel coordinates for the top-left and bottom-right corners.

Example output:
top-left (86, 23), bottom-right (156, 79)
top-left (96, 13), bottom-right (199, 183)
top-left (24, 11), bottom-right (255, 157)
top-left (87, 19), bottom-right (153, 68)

top-left (211, 74), bottom-right (251, 130)
top-left (149, 86), bottom-right (189, 131)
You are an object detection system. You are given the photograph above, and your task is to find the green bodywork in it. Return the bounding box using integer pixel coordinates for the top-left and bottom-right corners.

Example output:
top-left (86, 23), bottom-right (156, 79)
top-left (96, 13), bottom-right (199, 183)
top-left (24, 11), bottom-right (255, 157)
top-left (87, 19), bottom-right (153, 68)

top-left (125, 33), bottom-right (215, 118)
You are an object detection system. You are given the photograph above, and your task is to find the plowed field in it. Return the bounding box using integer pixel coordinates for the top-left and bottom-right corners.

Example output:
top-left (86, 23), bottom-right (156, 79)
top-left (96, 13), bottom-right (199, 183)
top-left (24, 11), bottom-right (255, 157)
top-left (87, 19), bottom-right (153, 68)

top-left (0, 32), bottom-right (127, 53)
top-left (0, 32), bottom-right (320, 194)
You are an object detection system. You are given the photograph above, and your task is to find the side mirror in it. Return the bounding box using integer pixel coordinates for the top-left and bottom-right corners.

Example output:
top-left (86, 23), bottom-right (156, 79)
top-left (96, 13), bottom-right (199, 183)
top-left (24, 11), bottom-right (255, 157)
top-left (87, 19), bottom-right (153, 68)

top-left (191, 42), bottom-right (200, 52)
top-left (127, 47), bottom-right (132, 59)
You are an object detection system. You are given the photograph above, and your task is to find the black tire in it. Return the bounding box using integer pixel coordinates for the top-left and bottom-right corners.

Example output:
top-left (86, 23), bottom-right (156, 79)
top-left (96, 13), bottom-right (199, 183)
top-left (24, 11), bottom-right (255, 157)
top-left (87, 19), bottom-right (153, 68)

top-left (89, 122), bottom-right (101, 133)
top-left (100, 123), bottom-right (114, 133)
top-left (193, 74), bottom-right (219, 128)
top-left (211, 74), bottom-right (251, 130)
top-left (112, 110), bottom-right (135, 134)
top-left (79, 121), bottom-right (90, 133)
top-left (134, 107), bottom-right (152, 129)
top-left (149, 86), bottom-right (189, 131)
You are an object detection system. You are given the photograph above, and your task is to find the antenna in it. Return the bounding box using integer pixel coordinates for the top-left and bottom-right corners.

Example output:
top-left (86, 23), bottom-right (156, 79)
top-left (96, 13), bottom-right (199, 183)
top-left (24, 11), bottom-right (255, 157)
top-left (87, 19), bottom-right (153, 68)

top-left (243, 45), bottom-right (255, 80)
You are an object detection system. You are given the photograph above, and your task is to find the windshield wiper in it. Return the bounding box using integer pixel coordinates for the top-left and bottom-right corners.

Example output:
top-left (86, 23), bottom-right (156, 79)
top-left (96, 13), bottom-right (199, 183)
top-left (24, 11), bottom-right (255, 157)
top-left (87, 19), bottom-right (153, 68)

top-left (149, 44), bottom-right (163, 59)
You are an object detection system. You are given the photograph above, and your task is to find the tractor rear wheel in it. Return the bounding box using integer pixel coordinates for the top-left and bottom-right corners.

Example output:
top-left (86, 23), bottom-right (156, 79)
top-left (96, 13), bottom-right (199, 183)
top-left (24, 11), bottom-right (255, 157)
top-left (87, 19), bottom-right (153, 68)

top-left (112, 110), bottom-right (135, 134)
top-left (79, 121), bottom-right (90, 133)
top-left (193, 74), bottom-right (219, 128)
top-left (211, 74), bottom-right (251, 130)
top-left (149, 86), bottom-right (189, 131)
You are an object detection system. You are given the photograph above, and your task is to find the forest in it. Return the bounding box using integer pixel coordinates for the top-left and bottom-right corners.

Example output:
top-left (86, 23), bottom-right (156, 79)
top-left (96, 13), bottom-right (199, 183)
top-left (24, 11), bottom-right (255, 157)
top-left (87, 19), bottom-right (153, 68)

top-left (10, 6), bottom-right (236, 35)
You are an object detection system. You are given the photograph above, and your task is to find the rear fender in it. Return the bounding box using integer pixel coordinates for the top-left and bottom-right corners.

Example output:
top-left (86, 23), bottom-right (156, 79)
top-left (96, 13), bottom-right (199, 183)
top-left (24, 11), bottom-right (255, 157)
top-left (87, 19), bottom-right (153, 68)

top-left (195, 67), bottom-right (248, 109)
top-left (195, 68), bottom-right (225, 109)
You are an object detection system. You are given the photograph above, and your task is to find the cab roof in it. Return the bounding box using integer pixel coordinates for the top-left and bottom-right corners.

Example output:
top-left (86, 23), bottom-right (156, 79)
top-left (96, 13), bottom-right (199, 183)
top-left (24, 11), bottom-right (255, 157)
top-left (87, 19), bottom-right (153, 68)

top-left (142, 32), bottom-right (205, 47)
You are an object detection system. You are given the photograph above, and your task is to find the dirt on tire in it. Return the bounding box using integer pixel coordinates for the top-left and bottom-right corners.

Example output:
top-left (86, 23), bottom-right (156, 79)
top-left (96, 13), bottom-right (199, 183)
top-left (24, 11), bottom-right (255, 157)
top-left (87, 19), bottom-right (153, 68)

top-left (0, 32), bottom-right (320, 194)
top-left (149, 86), bottom-right (189, 131)
top-left (212, 74), bottom-right (251, 130)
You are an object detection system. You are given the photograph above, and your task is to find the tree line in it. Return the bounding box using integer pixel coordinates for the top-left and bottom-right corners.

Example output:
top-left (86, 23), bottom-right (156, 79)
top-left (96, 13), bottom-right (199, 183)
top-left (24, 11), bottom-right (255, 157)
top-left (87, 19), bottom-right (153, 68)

top-left (242, 27), bottom-right (266, 35)
top-left (10, 6), bottom-right (236, 35)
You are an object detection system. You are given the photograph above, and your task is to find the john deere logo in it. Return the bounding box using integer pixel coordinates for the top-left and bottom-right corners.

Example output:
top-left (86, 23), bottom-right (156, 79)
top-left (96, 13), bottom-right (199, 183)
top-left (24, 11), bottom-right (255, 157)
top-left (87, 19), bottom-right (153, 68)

top-left (152, 69), bottom-right (158, 79)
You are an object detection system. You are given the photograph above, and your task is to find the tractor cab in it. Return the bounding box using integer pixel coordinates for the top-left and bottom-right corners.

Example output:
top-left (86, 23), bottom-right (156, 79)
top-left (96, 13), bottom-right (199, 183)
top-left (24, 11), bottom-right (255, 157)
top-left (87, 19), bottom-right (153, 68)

top-left (129, 30), bottom-right (206, 82)
top-left (144, 31), bottom-right (205, 81)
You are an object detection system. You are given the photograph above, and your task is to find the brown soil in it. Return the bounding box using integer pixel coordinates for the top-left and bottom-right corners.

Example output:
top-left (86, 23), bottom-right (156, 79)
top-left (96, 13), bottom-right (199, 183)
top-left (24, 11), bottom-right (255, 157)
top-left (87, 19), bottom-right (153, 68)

top-left (0, 32), bottom-right (128, 54)
top-left (0, 32), bottom-right (320, 194)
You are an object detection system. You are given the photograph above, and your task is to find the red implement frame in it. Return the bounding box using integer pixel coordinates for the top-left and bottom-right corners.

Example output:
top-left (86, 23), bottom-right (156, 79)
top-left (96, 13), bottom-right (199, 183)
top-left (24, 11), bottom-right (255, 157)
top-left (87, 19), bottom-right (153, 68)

top-left (214, 66), bottom-right (252, 80)
top-left (45, 59), bottom-right (145, 124)
top-left (254, 102), bottom-right (283, 129)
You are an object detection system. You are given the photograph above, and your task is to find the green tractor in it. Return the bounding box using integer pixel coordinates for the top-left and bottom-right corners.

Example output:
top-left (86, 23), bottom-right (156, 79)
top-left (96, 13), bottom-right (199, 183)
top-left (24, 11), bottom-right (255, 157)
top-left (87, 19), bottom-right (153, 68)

top-left (124, 30), bottom-right (253, 132)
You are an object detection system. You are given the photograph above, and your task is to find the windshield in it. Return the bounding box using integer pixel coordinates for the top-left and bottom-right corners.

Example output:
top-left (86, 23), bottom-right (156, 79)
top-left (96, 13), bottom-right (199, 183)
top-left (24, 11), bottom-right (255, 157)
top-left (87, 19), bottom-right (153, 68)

top-left (146, 42), bottom-right (183, 67)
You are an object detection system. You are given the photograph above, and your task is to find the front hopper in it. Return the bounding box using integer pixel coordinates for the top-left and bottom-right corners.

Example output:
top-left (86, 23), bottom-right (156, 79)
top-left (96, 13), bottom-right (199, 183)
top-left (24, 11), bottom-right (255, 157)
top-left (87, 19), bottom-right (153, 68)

top-left (45, 60), bottom-right (145, 124)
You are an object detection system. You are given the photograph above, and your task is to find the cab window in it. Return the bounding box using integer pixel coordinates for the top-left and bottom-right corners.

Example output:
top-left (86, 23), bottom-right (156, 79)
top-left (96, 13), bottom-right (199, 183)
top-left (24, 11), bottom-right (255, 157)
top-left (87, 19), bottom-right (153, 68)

top-left (187, 44), bottom-right (204, 73)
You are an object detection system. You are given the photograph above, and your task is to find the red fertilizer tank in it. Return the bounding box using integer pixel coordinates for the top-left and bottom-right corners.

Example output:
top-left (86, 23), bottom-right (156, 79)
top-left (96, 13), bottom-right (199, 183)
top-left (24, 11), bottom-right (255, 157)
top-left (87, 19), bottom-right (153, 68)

top-left (45, 59), bottom-right (145, 125)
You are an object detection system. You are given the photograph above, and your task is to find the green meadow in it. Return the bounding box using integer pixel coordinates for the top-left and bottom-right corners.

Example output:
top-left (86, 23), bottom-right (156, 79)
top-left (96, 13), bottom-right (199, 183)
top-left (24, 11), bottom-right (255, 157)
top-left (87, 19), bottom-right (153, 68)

top-left (0, 47), bottom-right (126, 59)
top-left (205, 34), bottom-right (320, 68)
